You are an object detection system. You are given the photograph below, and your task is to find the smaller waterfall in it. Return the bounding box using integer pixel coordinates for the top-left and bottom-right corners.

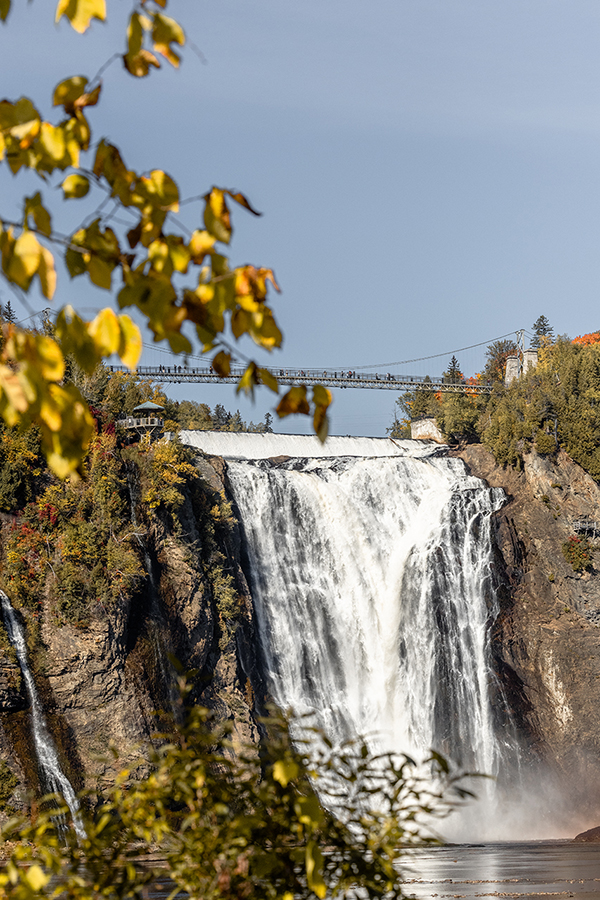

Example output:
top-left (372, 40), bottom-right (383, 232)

top-left (0, 591), bottom-right (85, 840)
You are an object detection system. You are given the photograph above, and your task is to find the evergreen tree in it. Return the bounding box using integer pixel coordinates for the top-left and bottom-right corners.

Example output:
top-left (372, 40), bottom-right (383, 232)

top-left (213, 404), bottom-right (231, 430)
top-left (1, 301), bottom-right (16, 324)
top-left (531, 315), bottom-right (554, 348)
top-left (444, 355), bottom-right (462, 384)
top-left (263, 411), bottom-right (274, 433)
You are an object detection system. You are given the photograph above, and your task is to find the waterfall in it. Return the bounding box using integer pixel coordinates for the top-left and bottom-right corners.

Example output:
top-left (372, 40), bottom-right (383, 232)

top-left (0, 592), bottom-right (85, 840)
top-left (210, 439), bottom-right (516, 839)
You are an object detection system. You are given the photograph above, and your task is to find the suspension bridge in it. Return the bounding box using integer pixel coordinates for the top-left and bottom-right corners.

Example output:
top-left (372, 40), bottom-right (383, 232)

top-left (109, 364), bottom-right (493, 393)
top-left (108, 327), bottom-right (532, 394)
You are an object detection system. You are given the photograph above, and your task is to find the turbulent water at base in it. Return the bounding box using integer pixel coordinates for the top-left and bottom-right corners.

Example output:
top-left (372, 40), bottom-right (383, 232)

top-left (0, 591), bottom-right (85, 840)
top-left (213, 437), bottom-right (520, 841)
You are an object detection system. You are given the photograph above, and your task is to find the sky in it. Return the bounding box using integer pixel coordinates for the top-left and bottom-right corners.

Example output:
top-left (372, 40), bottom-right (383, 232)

top-left (2, 1), bottom-right (600, 435)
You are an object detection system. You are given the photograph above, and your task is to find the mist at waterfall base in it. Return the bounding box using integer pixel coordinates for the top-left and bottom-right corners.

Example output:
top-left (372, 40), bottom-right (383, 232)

top-left (0, 591), bottom-right (85, 840)
top-left (183, 433), bottom-right (576, 842)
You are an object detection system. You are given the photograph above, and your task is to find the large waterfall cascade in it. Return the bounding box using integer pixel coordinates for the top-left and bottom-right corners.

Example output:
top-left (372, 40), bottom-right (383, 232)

top-left (181, 433), bottom-right (523, 839)
top-left (0, 591), bottom-right (85, 840)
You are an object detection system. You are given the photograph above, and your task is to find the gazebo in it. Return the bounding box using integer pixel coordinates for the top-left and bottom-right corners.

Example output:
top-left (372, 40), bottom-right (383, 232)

top-left (117, 401), bottom-right (165, 441)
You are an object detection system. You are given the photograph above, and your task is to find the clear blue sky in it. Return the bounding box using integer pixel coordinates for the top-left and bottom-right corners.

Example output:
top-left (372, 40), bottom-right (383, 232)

top-left (2, 1), bottom-right (600, 434)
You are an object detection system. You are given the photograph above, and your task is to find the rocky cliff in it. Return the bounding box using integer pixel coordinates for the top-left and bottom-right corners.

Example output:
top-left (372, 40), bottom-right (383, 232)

top-left (0, 451), bottom-right (263, 813)
top-left (456, 444), bottom-right (600, 831)
top-left (2, 437), bottom-right (600, 834)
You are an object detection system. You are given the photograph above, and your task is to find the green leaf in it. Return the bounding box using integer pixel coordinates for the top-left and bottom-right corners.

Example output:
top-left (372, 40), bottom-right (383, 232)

top-left (61, 173), bottom-right (90, 199)
top-left (52, 75), bottom-right (88, 108)
top-left (24, 192), bottom-right (52, 236)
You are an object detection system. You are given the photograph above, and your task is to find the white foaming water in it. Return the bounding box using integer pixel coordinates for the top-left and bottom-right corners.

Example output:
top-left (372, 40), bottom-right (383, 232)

top-left (0, 592), bottom-right (85, 840)
top-left (178, 430), bottom-right (443, 460)
top-left (205, 434), bottom-right (521, 840)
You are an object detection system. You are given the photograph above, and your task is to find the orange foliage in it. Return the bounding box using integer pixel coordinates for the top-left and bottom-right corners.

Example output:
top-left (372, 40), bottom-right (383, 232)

top-left (573, 332), bottom-right (600, 346)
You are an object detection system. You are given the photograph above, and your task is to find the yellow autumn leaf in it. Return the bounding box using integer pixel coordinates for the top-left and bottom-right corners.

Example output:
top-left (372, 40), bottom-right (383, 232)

top-left (0, 364), bottom-right (28, 415)
top-left (272, 758), bottom-right (299, 787)
top-left (276, 386), bottom-right (309, 418)
top-left (257, 367), bottom-right (279, 394)
top-left (189, 229), bottom-right (216, 262)
top-left (61, 173), bottom-right (90, 198)
top-left (31, 334), bottom-right (66, 382)
top-left (152, 12), bottom-right (185, 67)
top-left (38, 246), bottom-right (57, 300)
top-left (55, 0), bottom-right (106, 33)
top-left (38, 122), bottom-right (66, 163)
top-left (24, 865), bottom-right (49, 892)
top-left (88, 307), bottom-right (120, 356)
top-left (6, 230), bottom-right (41, 290)
top-left (87, 255), bottom-right (114, 289)
top-left (0, 0), bottom-right (10, 23)
top-left (204, 188), bottom-right (231, 244)
top-left (236, 362), bottom-right (259, 398)
top-left (117, 315), bottom-right (142, 370)
top-left (305, 841), bottom-right (327, 899)
top-left (52, 75), bottom-right (87, 108)
top-left (40, 393), bottom-right (62, 432)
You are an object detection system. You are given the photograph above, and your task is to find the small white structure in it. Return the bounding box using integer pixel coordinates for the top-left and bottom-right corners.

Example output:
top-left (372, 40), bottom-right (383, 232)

top-left (505, 349), bottom-right (539, 386)
top-left (504, 356), bottom-right (521, 385)
top-left (523, 348), bottom-right (538, 374)
top-left (410, 416), bottom-right (445, 443)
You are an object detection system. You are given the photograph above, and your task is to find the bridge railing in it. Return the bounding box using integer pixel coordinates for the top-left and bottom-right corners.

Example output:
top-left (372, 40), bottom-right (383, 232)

top-left (106, 365), bottom-right (492, 392)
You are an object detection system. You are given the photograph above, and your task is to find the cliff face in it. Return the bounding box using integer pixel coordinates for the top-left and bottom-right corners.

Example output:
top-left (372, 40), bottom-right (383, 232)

top-left (456, 445), bottom-right (600, 826)
top-left (2, 439), bottom-right (600, 830)
top-left (0, 453), bottom-right (262, 810)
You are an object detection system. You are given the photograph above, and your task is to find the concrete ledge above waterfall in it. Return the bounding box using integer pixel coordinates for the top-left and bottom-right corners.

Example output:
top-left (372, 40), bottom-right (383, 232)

top-left (176, 431), bottom-right (446, 459)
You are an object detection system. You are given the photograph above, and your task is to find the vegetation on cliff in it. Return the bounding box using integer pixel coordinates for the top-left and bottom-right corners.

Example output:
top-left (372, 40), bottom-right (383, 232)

top-left (391, 324), bottom-right (600, 490)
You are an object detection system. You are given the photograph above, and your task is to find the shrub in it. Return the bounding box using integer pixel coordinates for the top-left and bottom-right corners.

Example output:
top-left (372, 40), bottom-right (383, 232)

top-left (535, 431), bottom-right (556, 456)
top-left (562, 535), bottom-right (594, 573)
top-left (0, 701), bottom-right (473, 900)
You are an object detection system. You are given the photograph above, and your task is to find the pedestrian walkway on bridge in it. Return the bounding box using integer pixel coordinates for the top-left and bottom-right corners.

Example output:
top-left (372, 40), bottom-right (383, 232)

top-left (109, 364), bottom-right (493, 394)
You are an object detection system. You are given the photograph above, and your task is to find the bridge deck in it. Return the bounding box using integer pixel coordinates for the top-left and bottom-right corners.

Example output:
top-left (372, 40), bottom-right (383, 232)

top-left (110, 366), bottom-right (492, 394)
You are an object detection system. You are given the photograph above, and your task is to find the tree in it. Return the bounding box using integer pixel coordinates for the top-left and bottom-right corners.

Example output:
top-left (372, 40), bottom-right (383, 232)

top-left (0, 700), bottom-right (469, 900)
top-left (483, 339), bottom-right (518, 384)
top-left (0, 301), bottom-right (16, 324)
top-left (531, 315), bottom-right (554, 348)
top-left (443, 355), bottom-right (463, 384)
top-left (0, 1), bottom-right (332, 480)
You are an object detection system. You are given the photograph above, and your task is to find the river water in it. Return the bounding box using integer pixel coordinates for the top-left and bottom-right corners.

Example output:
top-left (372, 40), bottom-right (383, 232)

top-left (142, 842), bottom-right (600, 898)
top-left (403, 841), bottom-right (600, 898)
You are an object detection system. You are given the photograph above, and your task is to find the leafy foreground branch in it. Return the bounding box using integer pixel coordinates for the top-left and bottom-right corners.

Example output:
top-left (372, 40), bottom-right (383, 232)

top-left (0, 697), bottom-right (472, 900)
top-left (0, 0), bottom-right (332, 481)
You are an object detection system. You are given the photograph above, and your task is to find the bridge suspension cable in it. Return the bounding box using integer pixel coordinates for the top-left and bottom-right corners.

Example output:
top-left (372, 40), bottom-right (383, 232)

top-left (335, 330), bottom-right (521, 371)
